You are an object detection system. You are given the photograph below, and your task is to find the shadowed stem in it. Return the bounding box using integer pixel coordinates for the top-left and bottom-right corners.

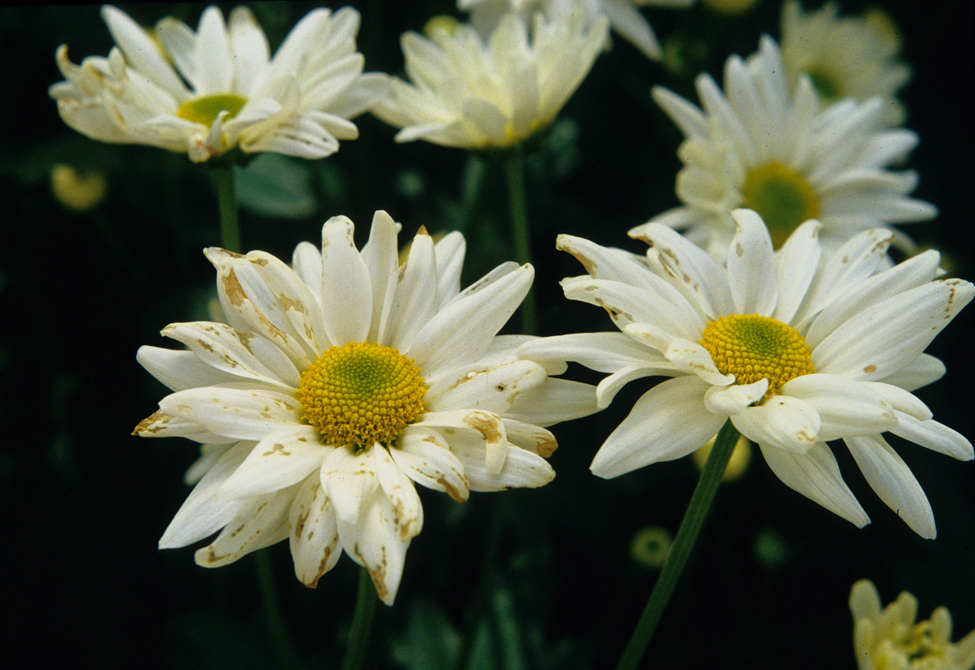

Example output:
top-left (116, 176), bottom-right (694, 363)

top-left (502, 148), bottom-right (537, 335)
top-left (254, 551), bottom-right (300, 670)
top-left (341, 567), bottom-right (378, 670)
top-left (212, 163), bottom-right (241, 253)
top-left (614, 419), bottom-right (741, 670)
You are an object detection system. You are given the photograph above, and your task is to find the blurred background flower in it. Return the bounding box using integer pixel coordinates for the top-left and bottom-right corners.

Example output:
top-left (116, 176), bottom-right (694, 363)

top-left (2, 2), bottom-right (972, 668)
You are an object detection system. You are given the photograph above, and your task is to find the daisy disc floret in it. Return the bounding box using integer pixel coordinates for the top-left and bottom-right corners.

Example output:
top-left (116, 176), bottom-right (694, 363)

top-left (519, 208), bottom-right (974, 537)
top-left (642, 35), bottom-right (934, 256)
top-left (850, 580), bottom-right (975, 670)
top-left (134, 211), bottom-right (597, 604)
top-left (457, 0), bottom-right (694, 61)
top-left (50, 5), bottom-right (386, 163)
top-left (781, 1), bottom-right (911, 126)
top-left (372, 11), bottom-right (609, 149)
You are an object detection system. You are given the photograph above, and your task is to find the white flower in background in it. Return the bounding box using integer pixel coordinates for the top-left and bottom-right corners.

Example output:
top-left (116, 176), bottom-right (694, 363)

top-left (645, 36), bottom-right (934, 257)
top-left (850, 580), bottom-right (975, 670)
top-left (519, 209), bottom-right (974, 537)
top-left (781, 1), bottom-right (910, 127)
top-left (134, 211), bottom-right (596, 604)
top-left (458, 0), bottom-right (694, 60)
top-left (372, 11), bottom-right (608, 149)
top-left (50, 5), bottom-right (385, 163)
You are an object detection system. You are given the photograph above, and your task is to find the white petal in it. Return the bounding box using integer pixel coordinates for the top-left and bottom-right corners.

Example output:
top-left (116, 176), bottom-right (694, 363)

top-left (360, 211), bottom-right (399, 343)
top-left (434, 231), bottom-right (466, 309)
top-left (451, 440), bottom-right (555, 492)
top-left (382, 230), bottom-right (439, 351)
top-left (780, 374), bottom-right (898, 441)
top-left (159, 386), bottom-right (303, 441)
top-left (408, 263), bottom-right (531, 372)
top-left (503, 377), bottom-right (599, 427)
top-left (137, 346), bottom-right (239, 391)
top-left (703, 379), bottom-right (768, 415)
top-left (159, 442), bottom-right (253, 548)
top-left (161, 321), bottom-right (299, 388)
top-left (624, 323), bottom-right (733, 386)
top-left (517, 331), bottom-right (669, 375)
top-left (133, 409), bottom-right (235, 444)
top-left (391, 427), bottom-right (470, 502)
top-left (772, 220), bottom-right (822, 324)
top-left (813, 279), bottom-right (974, 380)
top-left (596, 364), bottom-right (664, 409)
top-left (591, 376), bottom-right (725, 478)
top-left (319, 216), bottom-right (374, 344)
top-left (845, 435), bottom-right (936, 538)
top-left (759, 441), bottom-right (870, 527)
top-left (289, 474), bottom-right (341, 588)
top-left (727, 210), bottom-right (778, 316)
top-left (219, 425), bottom-right (327, 498)
top-left (732, 395), bottom-right (820, 454)
top-left (194, 488), bottom-right (294, 567)
top-left (426, 359), bottom-right (546, 414)
top-left (415, 409), bottom-right (508, 474)
top-left (890, 415), bottom-right (974, 461)
top-left (877, 354), bottom-right (945, 392)
top-left (371, 444), bottom-right (424, 543)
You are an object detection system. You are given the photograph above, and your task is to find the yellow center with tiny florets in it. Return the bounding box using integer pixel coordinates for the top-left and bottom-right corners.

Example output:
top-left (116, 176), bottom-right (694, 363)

top-left (295, 341), bottom-right (427, 448)
top-left (176, 94), bottom-right (248, 127)
top-left (742, 161), bottom-right (821, 248)
top-left (700, 314), bottom-right (815, 397)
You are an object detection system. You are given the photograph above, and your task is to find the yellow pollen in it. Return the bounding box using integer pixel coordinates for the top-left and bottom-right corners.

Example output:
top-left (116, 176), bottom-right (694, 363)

top-left (176, 93), bottom-right (247, 128)
top-left (700, 314), bottom-right (815, 397)
top-left (295, 341), bottom-right (427, 447)
top-left (742, 161), bottom-right (821, 248)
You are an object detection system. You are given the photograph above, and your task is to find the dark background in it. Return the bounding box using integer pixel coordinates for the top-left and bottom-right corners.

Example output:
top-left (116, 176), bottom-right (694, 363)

top-left (1, 1), bottom-right (972, 668)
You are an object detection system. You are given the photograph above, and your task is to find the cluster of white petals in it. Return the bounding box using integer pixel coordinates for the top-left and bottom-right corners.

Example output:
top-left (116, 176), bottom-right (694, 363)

top-left (519, 209), bottom-right (973, 537)
top-left (50, 5), bottom-right (385, 163)
top-left (135, 211), bottom-right (596, 604)
top-left (780, 0), bottom-right (911, 126)
top-left (850, 580), bottom-right (975, 670)
top-left (372, 10), bottom-right (609, 149)
top-left (458, 0), bottom-right (694, 60)
top-left (647, 36), bottom-right (934, 257)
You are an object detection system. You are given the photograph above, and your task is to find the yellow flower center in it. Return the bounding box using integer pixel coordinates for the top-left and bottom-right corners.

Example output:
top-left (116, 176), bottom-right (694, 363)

top-left (176, 94), bottom-right (248, 128)
top-left (295, 341), bottom-right (427, 447)
top-left (700, 314), bottom-right (815, 397)
top-left (741, 161), bottom-right (821, 248)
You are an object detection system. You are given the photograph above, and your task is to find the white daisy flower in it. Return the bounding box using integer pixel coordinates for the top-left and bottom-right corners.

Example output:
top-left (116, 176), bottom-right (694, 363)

top-left (644, 36), bottom-right (935, 257)
top-left (850, 579), bottom-right (975, 670)
top-left (519, 209), bottom-right (974, 537)
top-left (457, 0), bottom-right (694, 61)
top-left (134, 211), bottom-right (596, 604)
top-left (372, 10), bottom-right (609, 149)
top-left (781, 1), bottom-right (911, 127)
top-left (50, 5), bottom-right (385, 163)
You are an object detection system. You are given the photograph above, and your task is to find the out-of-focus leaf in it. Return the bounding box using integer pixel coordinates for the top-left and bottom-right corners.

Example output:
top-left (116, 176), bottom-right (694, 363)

top-left (235, 154), bottom-right (316, 219)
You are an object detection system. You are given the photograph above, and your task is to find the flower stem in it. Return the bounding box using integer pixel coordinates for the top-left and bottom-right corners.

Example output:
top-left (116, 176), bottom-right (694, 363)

top-left (456, 154), bottom-right (487, 238)
top-left (212, 163), bottom-right (241, 253)
top-left (341, 567), bottom-right (378, 670)
top-left (614, 420), bottom-right (741, 670)
top-left (502, 148), bottom-right (537, 335)
top-left (254, 550), bottom-right (300, 670)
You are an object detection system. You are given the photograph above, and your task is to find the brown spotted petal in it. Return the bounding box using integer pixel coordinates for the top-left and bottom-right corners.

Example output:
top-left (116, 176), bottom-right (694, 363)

top-left (288, 474), bottom-right (341, 588)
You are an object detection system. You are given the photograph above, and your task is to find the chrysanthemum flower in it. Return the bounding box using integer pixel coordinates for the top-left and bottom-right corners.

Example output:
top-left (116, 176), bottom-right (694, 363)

top-left (457, 0), bottom-right (694, 61)
top-left (371, 11), bottom-right (609, 149)
top-left (519, 209), bottom-right (973, 537)
top-left (645, 36), bottom-right (934, 257)
top-left (781, 1), bottom-right (910, 127)
top-left (50, 5), bottom-right (385, 163)
top-left (850, 579), bottom-right (975, 670)
top-left (134, 211), bottom-right (596, 604)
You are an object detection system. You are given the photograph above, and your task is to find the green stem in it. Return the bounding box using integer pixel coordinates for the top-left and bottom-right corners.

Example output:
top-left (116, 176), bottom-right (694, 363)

top-left (212, 163), bottom-right (241, 253)
top-left (502, 148), bottom-right (537, 335)
top-left (255, 550), bottom-right (300, 670)
top-left (456, 154), bottom-right (487, 237)
top-left (614, 420), bottom-right (741, 670)
top-left (341, 567), bottom-right (378, 670)
top-left (457, 496), bottom-right (508, 670)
